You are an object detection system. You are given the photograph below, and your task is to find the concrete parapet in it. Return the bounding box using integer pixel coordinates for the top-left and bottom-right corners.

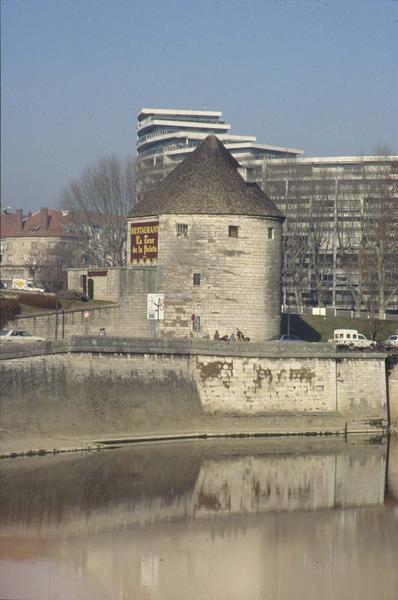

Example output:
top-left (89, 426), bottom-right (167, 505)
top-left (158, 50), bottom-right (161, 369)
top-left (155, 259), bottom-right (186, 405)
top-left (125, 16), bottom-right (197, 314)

top-left (0, 335), bottom-right (388, 360)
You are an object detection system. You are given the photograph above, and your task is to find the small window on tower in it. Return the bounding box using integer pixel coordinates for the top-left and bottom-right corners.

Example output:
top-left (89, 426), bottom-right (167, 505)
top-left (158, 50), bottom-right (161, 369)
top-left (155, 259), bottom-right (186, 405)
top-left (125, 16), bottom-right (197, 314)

top-left (177, 223), bottom-right (189, 237)
top-left (268, 227), bottom-right (274, 240)
top-left (229, 225), bottom-right (239, 238)
top-left (193, 273), bottom-right (201, 285)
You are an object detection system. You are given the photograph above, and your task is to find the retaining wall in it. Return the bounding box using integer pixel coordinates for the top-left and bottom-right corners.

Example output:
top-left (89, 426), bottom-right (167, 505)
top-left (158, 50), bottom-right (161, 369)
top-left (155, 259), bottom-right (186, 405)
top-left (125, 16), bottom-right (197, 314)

top-left (0, 338), bottom-right (390, 449)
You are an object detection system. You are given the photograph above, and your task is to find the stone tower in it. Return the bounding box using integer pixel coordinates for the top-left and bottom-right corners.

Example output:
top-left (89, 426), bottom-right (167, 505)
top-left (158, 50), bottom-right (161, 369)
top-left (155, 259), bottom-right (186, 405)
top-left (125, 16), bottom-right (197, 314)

top-left (127, 136), bottom-right (284, 341)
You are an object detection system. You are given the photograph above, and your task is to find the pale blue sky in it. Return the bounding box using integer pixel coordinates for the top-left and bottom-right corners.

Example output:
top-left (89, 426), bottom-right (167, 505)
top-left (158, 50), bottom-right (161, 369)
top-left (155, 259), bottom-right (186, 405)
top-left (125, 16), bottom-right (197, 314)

top-left (1, 0), bottom-right (397, 210)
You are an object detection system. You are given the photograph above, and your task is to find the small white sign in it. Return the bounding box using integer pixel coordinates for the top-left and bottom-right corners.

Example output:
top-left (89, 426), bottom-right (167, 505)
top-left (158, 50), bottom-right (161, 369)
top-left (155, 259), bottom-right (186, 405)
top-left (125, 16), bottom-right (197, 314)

top-left (83, 311), bottom-right (90, 319)
top-left (147, 294), bottom-right (164, 320)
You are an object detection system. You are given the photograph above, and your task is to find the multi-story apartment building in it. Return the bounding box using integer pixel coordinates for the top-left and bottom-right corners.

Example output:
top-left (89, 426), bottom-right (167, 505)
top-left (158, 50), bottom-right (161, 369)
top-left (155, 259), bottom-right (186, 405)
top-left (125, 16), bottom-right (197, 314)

top-left (136, 108), bottom-right (303, 196)
top-left (0, 208), bottom-right (80, 288)
top-left (261, 155), bottom-right (398, 315)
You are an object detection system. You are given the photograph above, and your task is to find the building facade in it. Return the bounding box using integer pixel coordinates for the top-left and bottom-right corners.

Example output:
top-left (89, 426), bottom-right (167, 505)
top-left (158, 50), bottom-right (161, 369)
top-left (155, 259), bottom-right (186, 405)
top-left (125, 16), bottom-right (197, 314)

top-left (0, 208), bottom-right (80, 288)
top-left (136, 108), bottom-right (302, 196)
top-left (261, 155), bottom-right (398, 314)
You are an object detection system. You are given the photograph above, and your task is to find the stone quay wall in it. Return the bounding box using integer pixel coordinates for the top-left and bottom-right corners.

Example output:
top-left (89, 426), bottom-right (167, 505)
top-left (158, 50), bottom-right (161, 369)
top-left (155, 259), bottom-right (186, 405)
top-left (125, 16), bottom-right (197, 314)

top-left (0, 338), bottom-right (391, 447)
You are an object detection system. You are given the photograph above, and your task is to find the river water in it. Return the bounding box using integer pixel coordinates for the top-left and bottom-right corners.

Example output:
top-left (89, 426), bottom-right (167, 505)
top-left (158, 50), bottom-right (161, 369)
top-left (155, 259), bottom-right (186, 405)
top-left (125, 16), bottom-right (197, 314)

top-left (0, 435), bottom-right (397, 600)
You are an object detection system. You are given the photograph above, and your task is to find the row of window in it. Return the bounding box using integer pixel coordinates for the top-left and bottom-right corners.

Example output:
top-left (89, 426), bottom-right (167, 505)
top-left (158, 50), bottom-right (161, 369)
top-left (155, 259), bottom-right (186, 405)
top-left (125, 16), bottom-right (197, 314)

top-left (176, 223), bottom-right (275, 239)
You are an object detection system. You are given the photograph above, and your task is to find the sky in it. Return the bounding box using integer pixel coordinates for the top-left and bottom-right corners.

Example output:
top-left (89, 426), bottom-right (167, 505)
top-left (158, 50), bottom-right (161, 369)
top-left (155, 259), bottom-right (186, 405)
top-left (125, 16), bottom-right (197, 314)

top-left (1, 0), bottom-right (398, 211)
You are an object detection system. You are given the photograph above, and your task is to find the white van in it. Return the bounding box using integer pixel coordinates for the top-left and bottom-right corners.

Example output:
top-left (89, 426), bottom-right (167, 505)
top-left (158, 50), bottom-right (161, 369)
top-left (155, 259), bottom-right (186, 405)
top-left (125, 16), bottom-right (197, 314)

top-left (12, 278), bottom-right (45, 294)
top-left (330, 329), bottom-right (376, 349)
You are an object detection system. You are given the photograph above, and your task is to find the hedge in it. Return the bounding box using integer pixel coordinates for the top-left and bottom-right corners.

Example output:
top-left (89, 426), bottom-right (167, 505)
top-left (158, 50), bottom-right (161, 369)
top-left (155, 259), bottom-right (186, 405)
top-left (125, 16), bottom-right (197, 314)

top-left (0, 298), bottom-right (21, 328)
top-left (18, 294), bottom-right (61, 310)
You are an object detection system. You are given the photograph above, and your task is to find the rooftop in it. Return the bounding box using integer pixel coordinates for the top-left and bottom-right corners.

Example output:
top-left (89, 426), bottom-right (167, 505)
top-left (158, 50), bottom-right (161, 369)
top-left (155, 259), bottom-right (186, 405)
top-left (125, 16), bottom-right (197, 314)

top-left (0, 208), bottom-right (79, 238)
top-left (129, 135), bottom-right (284, 220)
top-left (138, 108), bottom-right (223, 120)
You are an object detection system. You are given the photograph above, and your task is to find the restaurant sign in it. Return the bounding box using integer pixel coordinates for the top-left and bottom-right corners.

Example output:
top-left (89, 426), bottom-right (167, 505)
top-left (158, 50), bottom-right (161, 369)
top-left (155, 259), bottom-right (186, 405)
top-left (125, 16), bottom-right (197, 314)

top-left (130, 221), bottom-right (159, 262)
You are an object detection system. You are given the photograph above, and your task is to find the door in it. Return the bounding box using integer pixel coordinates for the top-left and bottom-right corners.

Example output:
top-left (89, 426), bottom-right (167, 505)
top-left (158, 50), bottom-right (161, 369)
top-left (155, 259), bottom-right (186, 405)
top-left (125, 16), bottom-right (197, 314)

top-left (88, 278), bottom-right (94, 300)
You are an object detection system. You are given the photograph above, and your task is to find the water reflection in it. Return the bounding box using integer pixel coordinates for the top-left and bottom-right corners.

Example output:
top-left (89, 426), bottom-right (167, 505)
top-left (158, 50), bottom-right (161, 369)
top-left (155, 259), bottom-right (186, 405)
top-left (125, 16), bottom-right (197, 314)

top-left (1, 436), bottom-right (397, 600)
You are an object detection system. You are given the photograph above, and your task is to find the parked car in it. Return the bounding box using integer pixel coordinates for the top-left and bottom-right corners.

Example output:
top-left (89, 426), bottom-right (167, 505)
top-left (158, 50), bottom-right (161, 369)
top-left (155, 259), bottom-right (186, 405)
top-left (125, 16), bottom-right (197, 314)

top-left (280, 334), bottom-right (303, 342)
top-left (382, 334), bottom-right (398, 350)
top-left (0, 329), bottom-right (46, 343)
top-left (329, 329), bottom-right (376, 349)
top-left (0, 281), bottom-right (8, 289)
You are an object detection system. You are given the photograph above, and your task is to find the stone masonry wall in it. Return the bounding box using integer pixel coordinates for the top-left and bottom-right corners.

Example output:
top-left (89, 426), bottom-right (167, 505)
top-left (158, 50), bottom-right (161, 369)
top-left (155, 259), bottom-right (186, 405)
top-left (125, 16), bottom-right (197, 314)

top-left (67, 266), bottom-right (157, 304)
top-left (156, 214), bottom-right (282, 342)
top-left (8, 306), bottom-right (121, 339)
top-left (194, 356), bottom-right (337, 414)
top-left (0, 339), bottom-right (389, 442)
top-left (336, 358), bottom-right (388, 419)
top-left (11, 268), bottom-right (158, 339)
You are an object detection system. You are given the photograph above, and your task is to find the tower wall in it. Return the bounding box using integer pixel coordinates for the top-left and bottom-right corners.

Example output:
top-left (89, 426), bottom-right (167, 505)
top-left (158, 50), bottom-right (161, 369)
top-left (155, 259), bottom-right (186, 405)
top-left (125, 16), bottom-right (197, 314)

top-left (156, 213), bottom-right (282, 341)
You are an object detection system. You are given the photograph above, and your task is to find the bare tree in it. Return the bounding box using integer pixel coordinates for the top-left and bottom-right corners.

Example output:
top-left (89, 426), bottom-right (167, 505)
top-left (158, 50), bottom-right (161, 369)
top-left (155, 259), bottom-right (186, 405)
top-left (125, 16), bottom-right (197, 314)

top-left (39, 244), bottom-right (77, 292)
top-left (22, 248), bottom-right (46, 283)
top-left (60, 156), bottom-right (136, 266)
top-left (264, 162), bottom-right (334, 309)
top-left (362, 162), bottom-right (398, 318)
top-left (282, 183), bottom-right (309, 310)
top-left (306, 173), bottom-right (336, 307)
top-left (263, 161), bottom-right (310, 310)
top-left (335, 179), bottom-right (367, 314)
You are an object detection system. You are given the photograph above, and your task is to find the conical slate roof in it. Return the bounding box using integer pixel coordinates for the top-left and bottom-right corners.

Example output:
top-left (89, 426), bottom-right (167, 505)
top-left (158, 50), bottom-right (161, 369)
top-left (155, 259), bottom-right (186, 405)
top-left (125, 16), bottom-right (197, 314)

top-left (129, 136), bottom-right (284, 219)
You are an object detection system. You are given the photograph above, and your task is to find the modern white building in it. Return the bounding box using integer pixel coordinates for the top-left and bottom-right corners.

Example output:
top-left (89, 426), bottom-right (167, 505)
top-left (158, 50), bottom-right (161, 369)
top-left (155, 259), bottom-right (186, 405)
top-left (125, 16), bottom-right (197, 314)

top-left (262, 155), bottom-right (398, 314)
top-left (136, 108), bottom-right (303, 195)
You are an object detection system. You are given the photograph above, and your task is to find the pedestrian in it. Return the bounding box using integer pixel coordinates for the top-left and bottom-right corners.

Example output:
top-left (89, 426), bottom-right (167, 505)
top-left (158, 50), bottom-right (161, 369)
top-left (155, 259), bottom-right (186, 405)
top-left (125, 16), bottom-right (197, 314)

top-left (236, 329), bottom-right (244, 341)
top-left (229, 333), bottom-right (236, 342)
top-left (214, 330), bottom-right (220, 340)
top-left (99, 328), bottom-right (106, 337)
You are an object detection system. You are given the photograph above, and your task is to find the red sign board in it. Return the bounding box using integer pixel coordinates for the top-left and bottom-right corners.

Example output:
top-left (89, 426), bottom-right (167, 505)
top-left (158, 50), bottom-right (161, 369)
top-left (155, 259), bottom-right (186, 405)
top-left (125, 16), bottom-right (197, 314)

top-left (88, 270), bottom-right (108, 277)
top-left (130, 221), bottom-right (159, 262)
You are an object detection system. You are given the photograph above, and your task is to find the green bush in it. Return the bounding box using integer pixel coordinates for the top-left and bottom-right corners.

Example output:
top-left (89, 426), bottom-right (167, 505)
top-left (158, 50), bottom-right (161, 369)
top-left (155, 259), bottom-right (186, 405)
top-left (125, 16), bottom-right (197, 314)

top-left (0, 298), bottom-right (21, 328)
top-left (19, 294), bottom-right (61, 310)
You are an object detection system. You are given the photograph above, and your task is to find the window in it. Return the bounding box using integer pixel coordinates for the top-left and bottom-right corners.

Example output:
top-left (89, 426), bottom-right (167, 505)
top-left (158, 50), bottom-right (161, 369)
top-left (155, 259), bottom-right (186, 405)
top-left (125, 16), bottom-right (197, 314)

top-left (193, 273), bottom-right (201, 285)
top-left (228, 225), bottom-right (239, 238)
top-left (268, 227), bottom-right (274, 240)
top-left (177, 223), bottom-right (188, 237)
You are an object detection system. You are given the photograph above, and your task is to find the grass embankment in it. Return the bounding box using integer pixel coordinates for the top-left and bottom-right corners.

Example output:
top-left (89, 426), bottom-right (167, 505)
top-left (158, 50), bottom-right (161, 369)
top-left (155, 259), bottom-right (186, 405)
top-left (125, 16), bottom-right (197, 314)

top-left (282, 313), bottom-right (398, 342)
